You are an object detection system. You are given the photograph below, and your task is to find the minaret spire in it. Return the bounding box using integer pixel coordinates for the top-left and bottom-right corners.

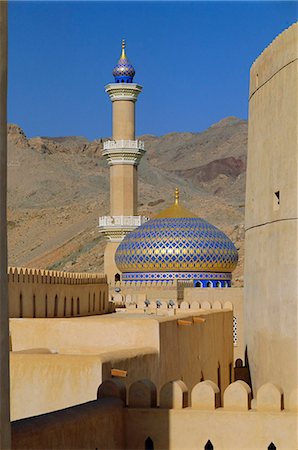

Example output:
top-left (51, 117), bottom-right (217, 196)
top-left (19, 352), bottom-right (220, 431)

top-left (99, 41), bottom-right (147, 283)
top-left (121, 39), bottom-right (126, 59)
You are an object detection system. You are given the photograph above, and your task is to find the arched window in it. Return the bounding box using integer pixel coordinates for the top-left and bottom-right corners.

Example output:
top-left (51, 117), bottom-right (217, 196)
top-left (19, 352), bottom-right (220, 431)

top-left (71, 297), bottom-right (74, 316)
top-left (216, 281), bottom-right (221, 287)
top-left (195, 281), bottom-right (202, 287)
top-left (63, 297), bottom-right (67, 317)
top-left (93, 293), bottom-right (96, 311)
top-left (145, 437), bottom-right (154, 450)
top-left (268, 444), bottom-right (276, 450)
top-left (115, 273), bottom-right (121, 282)
top-left (204, 440), bottom-right (214, 450)
top-left (77, 297), bottom-right (80, 315)
top-left (206, 281), bottom-right (213, 288)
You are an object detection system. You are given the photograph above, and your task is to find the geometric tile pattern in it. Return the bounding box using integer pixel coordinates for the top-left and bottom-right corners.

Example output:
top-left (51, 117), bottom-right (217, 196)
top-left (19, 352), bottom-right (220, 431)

top-left (123, 271), bottom-right (232, 281)
top-left (115, 217), bottom-right (238, 274)
top-left (113, 57), bottom-right (135, 83)
top-left (233, 316), bottom-right (238, 345)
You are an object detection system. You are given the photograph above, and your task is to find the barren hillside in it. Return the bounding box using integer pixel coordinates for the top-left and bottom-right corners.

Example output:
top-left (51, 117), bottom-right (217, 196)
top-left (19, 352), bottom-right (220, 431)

top-left (7, 116), bottom-right (247, 286)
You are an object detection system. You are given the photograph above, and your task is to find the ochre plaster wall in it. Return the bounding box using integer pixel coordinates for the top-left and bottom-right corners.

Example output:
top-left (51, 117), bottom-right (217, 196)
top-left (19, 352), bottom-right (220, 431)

top-left (110, 280), bottom-right (181, 303)
top-left (10, 310), bottom-right (232, 419)
top-left (8, 267), bottom-right (109, 318)
top-left (11, 379), bottom-right (297, 450)
top-left (244, 22), bottom-right (298, 400)
top-left (125, 407), bottom-right (297, 450)
top-left (12, 398), bottom-right (125, 450)
top-left (183, 287), bottom-right (244, 361)
top-left (100, 310), bottom-right (233, 402)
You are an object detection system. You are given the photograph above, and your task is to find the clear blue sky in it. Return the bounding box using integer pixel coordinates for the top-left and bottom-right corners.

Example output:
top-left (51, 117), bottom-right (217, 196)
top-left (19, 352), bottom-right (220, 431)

top-left (8, 1), bottom-right (297, 139)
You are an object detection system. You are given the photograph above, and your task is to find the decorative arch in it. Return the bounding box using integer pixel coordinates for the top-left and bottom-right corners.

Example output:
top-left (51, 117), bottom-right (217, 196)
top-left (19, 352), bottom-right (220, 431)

top-left (206, 281), bottom-right (213, 288)
top-left (195, 281), bottom-right (202, 287)
top-left (97, 379), bottom-right (126, 403)
top-left (115, 273), bottom-right (121, 282)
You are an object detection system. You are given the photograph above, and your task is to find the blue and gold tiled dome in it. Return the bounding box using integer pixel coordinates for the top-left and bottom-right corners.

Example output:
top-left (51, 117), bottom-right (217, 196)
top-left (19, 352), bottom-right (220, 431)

top-left (112, 39), bottom-right (135, 83)
top-left (115, 190), bottom-right (238, 287)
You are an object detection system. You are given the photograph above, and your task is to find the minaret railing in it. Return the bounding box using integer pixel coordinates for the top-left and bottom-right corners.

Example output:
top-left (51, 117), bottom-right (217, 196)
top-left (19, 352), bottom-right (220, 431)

top-left (103, 140), bottom-right (145, 150)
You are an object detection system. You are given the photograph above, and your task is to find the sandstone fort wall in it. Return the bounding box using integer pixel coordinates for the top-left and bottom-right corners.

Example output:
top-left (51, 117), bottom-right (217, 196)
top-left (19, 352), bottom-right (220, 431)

top-left (8, 267), bottom-right (109, 318)
top-left (245, 22), bottom-right (298, 398)
top-left (11, 378), bottom-right (298, 449)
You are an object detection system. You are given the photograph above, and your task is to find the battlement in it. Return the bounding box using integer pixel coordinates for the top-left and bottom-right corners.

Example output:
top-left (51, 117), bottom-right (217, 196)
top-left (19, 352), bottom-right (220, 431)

top-left (98, 377), bottom-right (298, 413)
top-left (8, 266), bottom-right (109, 318)
top-left (8, 266), bottom-right (107, 285)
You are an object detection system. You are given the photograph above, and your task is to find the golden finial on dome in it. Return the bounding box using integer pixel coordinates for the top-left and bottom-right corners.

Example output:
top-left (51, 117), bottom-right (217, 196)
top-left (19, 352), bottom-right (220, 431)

top-left (175, 188), bottom-right (179, 205)
top-left (121, 39), bottom-right (126, 59)
top-left (155, 187), bottom-right (197, 219)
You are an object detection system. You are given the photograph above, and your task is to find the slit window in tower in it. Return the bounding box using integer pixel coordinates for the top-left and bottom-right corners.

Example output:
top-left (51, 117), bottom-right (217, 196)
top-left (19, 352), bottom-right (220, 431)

top-left (274, 191), bottom-right (280, 211)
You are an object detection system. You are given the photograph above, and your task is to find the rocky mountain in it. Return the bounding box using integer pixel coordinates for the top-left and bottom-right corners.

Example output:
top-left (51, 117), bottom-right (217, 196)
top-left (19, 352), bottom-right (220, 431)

top-left (7, 116), bottom-right (247, 286)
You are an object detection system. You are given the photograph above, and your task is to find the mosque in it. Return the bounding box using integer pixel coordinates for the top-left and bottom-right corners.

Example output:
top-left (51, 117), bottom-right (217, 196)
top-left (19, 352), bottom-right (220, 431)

top-left (99, 41), bottom-right (238, 290)
top-left (5, 22), bottom-right (298, 450)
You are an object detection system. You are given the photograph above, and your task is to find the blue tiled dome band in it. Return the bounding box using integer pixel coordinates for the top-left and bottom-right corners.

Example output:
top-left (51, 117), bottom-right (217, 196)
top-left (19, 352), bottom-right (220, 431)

top-left (115, 217), bottom-right (238, 273)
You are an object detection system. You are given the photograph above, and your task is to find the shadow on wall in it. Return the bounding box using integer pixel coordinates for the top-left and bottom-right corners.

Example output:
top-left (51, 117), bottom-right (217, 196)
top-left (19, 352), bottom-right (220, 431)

top-left (11, 377), bottom-right (294, 449)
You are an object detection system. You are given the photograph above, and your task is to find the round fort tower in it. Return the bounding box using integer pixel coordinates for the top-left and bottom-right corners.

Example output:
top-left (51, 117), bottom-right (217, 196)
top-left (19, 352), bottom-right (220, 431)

top-left (99, 40), bottom-right (147, 282)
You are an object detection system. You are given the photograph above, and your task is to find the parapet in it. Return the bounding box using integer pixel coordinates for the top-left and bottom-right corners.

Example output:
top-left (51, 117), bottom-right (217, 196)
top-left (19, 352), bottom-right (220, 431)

top-left (8, 266), bottom-right (109, 318)
top-left (250, 22), bottom-right (298, 97)
top-left (8, 266), bottom-right (107, 285)
top-left (97, 378), bottom-right (297, 413)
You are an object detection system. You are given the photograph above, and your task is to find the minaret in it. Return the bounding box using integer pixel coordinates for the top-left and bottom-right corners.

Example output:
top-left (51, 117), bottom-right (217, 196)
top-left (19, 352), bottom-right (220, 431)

top-left (99, 40), bottom-right (147, 283)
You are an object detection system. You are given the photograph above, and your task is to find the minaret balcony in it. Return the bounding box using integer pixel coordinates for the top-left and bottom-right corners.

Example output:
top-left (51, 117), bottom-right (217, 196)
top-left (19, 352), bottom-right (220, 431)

top-left (98, 215), bottom-right (148, 242)
top-left (105, 83), bottom-right (143, 102)
top-left (102, 140), bottom-right (145, 166)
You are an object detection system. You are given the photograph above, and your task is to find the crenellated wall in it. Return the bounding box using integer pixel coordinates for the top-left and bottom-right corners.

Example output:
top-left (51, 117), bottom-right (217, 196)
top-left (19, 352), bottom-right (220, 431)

top-left (113, 287), bottom-right (244, 363)
top-left (11, 377), bottom-right (298, 449)
top-left (9, 310), bottom-right (233, 420)
top-left (109, 279), bottom-right (186, 305)
top-left (8, 267), bottom-right (109, 318)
